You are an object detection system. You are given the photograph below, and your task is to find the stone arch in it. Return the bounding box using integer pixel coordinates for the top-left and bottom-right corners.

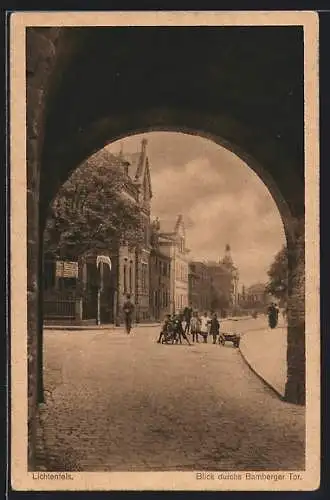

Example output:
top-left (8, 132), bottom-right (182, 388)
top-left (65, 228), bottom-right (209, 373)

top-left (26, 26), bottom-right (305, 469)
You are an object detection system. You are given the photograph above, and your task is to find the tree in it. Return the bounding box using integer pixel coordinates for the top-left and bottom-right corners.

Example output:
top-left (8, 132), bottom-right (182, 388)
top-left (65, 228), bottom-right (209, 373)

top-left (210, 287), bottom-right (230, 312)
top-left (265, 245), bottom-right (288, 305)
top-left (43, 149), bottom-right (145, 259)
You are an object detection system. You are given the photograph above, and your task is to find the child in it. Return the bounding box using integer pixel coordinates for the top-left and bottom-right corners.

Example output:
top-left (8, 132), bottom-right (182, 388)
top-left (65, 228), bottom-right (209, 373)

top-left (200, 312), bottom-right (211, 343)
top-left (190, 311), bottom-right (201, 343)
top-left (173, 314), bottom-right (191, 345)
top-left (157, 314), bottom-right (172, 343)
top-left (209, 312), bottom-right (220, 344)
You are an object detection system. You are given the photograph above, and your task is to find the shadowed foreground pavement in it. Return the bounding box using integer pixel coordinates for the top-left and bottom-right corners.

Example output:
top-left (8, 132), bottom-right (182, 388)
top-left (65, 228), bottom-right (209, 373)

top-left (37, 323), bottom-right (305, 471)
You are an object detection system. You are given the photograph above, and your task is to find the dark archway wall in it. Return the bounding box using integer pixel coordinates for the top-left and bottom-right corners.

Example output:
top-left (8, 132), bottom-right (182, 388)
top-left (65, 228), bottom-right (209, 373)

top-left (26, 26), bottom-right (305, 468)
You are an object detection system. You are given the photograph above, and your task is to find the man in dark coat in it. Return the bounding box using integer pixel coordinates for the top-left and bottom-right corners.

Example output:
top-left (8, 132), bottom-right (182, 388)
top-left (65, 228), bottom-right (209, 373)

top-left (123, 294), bottom-right (135, 334)
top-left (267, 302), bottom-right (278, 329)
top-left (173, 314), bottom-right (191, 345)
top-left (183, 303), bottom-right (193, 335)
top-left (209, 313), bottom-right (220, 344)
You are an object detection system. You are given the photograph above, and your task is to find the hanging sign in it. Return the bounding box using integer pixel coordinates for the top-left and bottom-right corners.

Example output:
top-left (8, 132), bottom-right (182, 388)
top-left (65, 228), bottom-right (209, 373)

top-left (96, 255), bottom-right (112, 271)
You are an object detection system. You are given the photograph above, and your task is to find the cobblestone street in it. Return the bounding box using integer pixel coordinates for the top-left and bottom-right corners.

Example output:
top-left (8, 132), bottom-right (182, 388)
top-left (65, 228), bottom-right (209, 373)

top-left (38, 320), bottom-right (305, 472)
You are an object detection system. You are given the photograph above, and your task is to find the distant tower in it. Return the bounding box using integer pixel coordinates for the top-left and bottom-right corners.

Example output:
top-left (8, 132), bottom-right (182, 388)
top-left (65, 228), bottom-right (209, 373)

top-left (222, 243), bottom-right (233, 267)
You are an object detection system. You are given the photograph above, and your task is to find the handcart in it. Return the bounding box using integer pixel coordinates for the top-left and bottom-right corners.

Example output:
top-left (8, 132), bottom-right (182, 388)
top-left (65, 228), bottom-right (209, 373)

top-left (219, 318), bottom-right (241, 348)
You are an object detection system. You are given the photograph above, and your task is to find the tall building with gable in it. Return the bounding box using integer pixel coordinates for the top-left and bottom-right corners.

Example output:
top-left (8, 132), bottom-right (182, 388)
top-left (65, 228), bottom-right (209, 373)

top-left (43, 139), bottom-right (153, 324)
top-left (207, 244), bottom-right (239, 314)
top-left (120, 138), bottom-right (153, 321)
top-left (156, 214), bottom-right (190, 314)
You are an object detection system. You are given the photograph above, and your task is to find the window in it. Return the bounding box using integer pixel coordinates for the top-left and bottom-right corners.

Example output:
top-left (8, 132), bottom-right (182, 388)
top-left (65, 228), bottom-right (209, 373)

top-left (123, 262), bottom-right (127, 294)
top-left (44, 261), bottom-right (55, 290)
top-left (141, 263), bottom-right (148, 293)
top-left (58, 277), bottom-right (77, 291)
top-left (129, 261), bottom-right (133, 294)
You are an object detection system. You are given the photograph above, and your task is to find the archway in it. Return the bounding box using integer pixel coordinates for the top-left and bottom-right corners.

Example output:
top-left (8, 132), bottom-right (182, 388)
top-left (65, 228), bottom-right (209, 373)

top-left (25, 25), bottom-right (305, 469)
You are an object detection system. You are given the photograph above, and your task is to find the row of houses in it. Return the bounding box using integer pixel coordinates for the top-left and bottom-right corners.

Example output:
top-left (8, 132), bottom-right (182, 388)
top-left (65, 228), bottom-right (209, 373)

top-left (43, 139), bottom-right (239, 325)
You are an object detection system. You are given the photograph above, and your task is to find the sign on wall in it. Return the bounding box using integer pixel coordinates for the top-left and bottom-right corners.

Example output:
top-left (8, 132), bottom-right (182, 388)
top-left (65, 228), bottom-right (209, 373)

top-left (55, 260), bottom-right (79, 278)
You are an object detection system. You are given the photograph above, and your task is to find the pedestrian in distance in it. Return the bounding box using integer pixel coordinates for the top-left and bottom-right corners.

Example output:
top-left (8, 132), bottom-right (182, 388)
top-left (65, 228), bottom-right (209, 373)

top-left (123, 294), bottom-right (134, 334)
top-left (200, 312), bottom-right (211, 343)
top-left (190, 311), bottom-right (201, 343)
top-left (209, 312), bottom-right (220, 344)
top-left (267, 302), bottom-right (278, 329)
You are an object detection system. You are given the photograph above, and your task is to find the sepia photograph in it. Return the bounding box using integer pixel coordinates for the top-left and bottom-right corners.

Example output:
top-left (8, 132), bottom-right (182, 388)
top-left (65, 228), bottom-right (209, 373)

top-left (10, 11), bottom-right (319, 491)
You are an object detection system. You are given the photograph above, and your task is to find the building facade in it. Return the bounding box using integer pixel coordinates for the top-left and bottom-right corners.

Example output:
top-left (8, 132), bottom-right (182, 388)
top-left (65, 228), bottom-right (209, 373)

top-left (122, 138), bottom-right (152, 322)
top-left (149, 247), bottom-right (171, 323)
top-left (155, 214), bottom-right (190, 314)
top-left (240, 283), bottom-right (271, 311)
top-left (188, 261), bottom-right (212, 312)
top-left (188, 245), bottom-right (239, 317)
top-left (43, 139), bottom-right (153, 324)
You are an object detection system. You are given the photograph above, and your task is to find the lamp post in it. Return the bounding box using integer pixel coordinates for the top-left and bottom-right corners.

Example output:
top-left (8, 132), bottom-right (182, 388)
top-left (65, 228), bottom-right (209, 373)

top-left (96, 255), bottom-right (112, 326)
top-left (232, 268), bottom-right (239, 314)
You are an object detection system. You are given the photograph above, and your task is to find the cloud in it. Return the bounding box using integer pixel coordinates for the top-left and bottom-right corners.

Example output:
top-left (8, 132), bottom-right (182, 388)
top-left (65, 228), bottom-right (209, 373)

top-left (108, 132), bottom-right (286, 286)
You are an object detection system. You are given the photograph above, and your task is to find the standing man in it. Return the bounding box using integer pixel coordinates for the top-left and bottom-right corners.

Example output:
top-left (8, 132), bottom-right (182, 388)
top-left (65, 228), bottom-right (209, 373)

top-left (209, 312), bottom-right (220, 344)
top-left (183, 303), bottom-right (193, 335)
top-left (123, 294), bottom-right (135, 334)
top-left (267, 302), bottom-right (278, 329)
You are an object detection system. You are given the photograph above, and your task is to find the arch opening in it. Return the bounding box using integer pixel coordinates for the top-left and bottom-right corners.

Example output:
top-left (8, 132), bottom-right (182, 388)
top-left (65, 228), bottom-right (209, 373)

top-left (25, 26), bottom-right (306, 473)
top-left (41, 129), bottom-right (296, 379)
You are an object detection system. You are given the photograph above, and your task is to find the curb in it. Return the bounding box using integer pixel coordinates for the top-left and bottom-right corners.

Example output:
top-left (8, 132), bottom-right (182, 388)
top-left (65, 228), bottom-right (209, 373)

top-left (238, 344), bottom-right (285, 401)
top-left (43, 316), bottom-right (256, 331)
top-left (44, 323), bottom-right (161, 331)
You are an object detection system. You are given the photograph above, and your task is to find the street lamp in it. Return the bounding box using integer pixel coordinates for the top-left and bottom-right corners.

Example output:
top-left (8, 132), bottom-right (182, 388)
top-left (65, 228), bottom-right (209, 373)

top-left (232, 268), bottom-right (239, 313)
top-left (96, 255), bottom-right (112, 325)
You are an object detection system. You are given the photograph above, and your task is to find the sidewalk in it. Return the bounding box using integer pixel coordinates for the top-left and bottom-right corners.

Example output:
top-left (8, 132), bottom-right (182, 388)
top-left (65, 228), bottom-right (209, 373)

top-left (239, 323), bottom-right (287, 398)
top-left (44, 315), bottom-right (253, 331)
top-left (44, 322), bottom-right (161, 331)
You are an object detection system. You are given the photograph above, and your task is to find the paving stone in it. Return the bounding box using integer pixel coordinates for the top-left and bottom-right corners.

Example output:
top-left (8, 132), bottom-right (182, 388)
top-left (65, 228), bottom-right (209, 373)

top-left (37, 321), bottom-right (305, 471)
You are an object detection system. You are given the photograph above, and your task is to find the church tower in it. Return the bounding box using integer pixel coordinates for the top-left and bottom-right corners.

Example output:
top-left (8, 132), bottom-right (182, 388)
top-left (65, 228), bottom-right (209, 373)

top-left (221, 243), bottom-right (233, 268)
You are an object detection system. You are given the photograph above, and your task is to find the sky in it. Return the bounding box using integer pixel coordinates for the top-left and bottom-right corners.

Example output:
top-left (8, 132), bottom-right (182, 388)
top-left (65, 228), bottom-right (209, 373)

top-left (107, 132), bottom-right (286, 288)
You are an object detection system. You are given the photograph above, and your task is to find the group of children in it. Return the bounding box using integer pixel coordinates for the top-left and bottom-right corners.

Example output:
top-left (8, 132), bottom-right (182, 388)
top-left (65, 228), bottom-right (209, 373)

top-left (190, 311), bottom-right (221, 344)
top-left (157, 310), bottom-right (222, 345)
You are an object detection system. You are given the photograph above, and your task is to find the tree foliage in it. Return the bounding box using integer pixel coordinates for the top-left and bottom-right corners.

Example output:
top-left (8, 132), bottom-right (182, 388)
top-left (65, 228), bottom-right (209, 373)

top-left (265, 245), bottom-right (288, 303)
top-left (43, 149), bottom-right (145, 259)
top-left (210, 287), bottom-right (231, 311)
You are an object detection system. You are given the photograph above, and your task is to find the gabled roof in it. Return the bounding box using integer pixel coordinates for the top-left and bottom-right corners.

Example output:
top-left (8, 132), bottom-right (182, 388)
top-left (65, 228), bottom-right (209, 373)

top-left (158, 218), bottom-right (176, 235)
top-left (122, 152), bottom-right (141, 180)
top-left (121, 139), bottom-right (152, 199)
top-left (159, 214), bottom-right (185, 236)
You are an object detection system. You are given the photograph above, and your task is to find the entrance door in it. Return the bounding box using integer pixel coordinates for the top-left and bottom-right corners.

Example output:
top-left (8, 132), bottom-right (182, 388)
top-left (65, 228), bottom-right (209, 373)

top-left (100, 287), bottom-right (115, 324)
